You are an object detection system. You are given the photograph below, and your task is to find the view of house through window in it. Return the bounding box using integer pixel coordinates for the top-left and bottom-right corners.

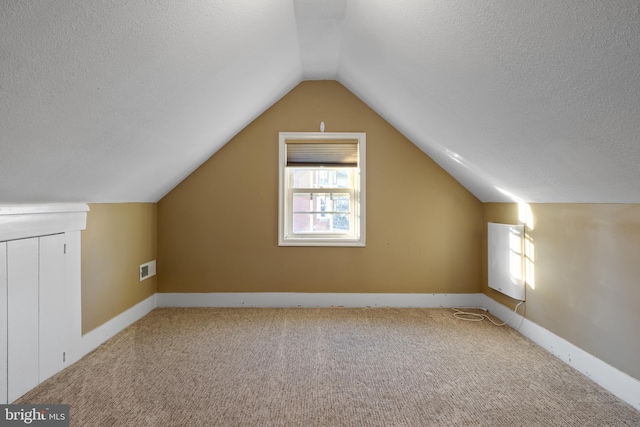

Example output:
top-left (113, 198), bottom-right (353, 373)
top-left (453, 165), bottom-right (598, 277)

top-left (279, 132), bottom-right (366, 246)
top-left (290, 169), bottom-right (353, 234)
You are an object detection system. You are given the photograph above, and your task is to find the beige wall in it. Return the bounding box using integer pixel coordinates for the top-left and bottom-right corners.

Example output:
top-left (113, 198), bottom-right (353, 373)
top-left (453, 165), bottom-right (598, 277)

top-left (483, 203), bottom-right (640, 380)
top-left (158, 81), bottom-right (483, 294)
top-left (81, 203), bottom-right (157, 334)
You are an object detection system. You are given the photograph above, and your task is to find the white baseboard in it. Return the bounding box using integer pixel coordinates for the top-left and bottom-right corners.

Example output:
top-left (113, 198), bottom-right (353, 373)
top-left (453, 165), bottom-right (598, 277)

top-left (156, 292), bottom-right (482, 308)
top-left (481, 294), bottom-right (640, 412)
top-left (78, 293), bottom-right (157, 360)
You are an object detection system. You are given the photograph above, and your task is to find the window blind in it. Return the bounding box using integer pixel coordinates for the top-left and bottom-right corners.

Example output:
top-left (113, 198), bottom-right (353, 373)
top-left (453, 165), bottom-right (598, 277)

top-left (286, 140), bottom-right (358, 167)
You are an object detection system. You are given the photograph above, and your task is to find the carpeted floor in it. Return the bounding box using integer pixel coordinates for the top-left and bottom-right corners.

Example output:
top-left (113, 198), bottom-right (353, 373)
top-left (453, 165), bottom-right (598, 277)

top-left (17, 308), bottom-right (640, 426)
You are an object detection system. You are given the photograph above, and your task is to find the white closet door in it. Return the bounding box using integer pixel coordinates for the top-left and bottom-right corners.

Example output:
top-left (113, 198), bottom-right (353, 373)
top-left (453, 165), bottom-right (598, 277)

top-left (62, 231), bottom-right (82, 367)
top-left (0, 242), bottom-right (7, 404)
top-left (7, 238), bottom-right (39, 402)
top-left (39, 234), bottom-right (65, 382)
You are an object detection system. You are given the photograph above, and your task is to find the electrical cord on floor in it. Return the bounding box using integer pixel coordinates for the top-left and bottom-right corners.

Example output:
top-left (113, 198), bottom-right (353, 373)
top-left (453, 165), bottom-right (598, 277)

top-left (453, 300), bottom-right (524, 326)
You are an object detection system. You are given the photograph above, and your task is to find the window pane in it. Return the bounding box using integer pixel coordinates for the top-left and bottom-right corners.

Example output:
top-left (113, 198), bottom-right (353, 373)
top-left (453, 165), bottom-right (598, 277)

top-left (292, 193), bottom-right (313, 213)
top-left (291, 170), bottom-right (313, 188)
top-left (293, 193), bottom-right (350, 214)
top-left (290, 168), bottom-right (353, 189)
top-left (335, 170), bottom-right (351, 188)
top-left (293, 213), bottom-right (312, 233)
top-left (332, 194), bottom-right (350, 213)
top-left (333, 214), bottom-right (350, 231)
top-left (292, 213), bottom-right (350, 234)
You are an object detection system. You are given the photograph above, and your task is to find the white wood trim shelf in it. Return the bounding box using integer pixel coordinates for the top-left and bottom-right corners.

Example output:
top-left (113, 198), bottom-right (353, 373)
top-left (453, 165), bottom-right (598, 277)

top-left (0, 204), bottom-right (89, 242)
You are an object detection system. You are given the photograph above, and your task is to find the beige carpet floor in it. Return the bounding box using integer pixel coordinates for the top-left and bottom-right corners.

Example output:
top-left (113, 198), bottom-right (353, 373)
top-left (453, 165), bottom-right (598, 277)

top-left (17, 308), bottom-right (640, 426)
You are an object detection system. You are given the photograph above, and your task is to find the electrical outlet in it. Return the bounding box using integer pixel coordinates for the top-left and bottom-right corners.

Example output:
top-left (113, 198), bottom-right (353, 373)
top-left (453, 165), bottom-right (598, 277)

top-left (139, 260), bottom-right (156, 281)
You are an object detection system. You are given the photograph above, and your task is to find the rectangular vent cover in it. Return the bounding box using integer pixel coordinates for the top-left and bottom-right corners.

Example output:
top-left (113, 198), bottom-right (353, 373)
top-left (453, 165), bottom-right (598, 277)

top-left (139, 260), bottom-right (156, 281)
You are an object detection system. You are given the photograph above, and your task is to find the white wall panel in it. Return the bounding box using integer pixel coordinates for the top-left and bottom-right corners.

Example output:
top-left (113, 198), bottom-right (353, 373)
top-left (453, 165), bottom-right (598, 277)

top-left (63, 231), bottom-right (82, 366)
top-left (39, 234), bottom-right (65, 382)
top-left (7, 238), bottom-right (39, 402)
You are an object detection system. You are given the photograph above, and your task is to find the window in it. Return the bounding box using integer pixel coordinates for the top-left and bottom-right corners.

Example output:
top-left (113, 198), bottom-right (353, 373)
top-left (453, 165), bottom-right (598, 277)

top-left (279, 132), bottom-right (366, 247)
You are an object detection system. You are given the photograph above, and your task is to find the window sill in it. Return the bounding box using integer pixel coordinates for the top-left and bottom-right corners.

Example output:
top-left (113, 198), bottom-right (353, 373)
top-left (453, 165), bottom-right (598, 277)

top-left (278, 237), bottom-right (365, 247)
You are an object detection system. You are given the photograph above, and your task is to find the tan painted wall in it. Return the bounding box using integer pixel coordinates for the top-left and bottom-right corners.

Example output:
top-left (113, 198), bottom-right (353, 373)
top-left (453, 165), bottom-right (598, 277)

top-left (158, 81), bottom-right (483, 294)
top-left (483, 203), bottom-right (640, 380)
top-left (81, 203), bottom-right (157, 334)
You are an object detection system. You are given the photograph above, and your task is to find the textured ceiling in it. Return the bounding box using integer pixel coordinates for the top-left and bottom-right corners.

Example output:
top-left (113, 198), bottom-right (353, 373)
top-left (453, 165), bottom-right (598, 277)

top-left (0, 0), bottom-right (302, 202)
top-left (1, 0), bottom-right (639, 203)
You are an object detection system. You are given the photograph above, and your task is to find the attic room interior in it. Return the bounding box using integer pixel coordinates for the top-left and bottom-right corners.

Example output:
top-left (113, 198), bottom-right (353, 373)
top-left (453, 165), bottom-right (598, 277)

top-left (1, 0), bottom-right (639, 425)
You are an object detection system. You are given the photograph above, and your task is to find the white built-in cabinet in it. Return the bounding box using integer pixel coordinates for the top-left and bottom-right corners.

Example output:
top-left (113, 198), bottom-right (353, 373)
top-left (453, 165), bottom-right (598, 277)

top-left (0, 205), bottom-right (87, 403)
top-left (2, 234), bottom-right (65, 403)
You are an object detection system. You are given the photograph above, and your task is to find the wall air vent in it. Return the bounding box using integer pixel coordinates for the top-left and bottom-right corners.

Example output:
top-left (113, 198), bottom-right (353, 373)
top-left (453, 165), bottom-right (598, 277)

top-left (139, 260), bottom-right (156, 281)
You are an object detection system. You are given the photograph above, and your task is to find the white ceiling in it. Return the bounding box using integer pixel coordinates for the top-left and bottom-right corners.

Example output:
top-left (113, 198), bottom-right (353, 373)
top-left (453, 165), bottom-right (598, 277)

top-left (1, 0), bottom-right (639, 203)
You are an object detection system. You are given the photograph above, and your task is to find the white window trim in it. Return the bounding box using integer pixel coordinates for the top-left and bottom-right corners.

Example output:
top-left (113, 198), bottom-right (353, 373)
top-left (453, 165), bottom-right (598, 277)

top-left (278, 132), bottom-right (366, 247)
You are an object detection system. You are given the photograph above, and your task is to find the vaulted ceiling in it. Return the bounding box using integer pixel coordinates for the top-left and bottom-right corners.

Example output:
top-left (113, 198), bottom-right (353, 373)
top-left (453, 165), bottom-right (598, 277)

top-left (2, 0), bottom-right (639, 203)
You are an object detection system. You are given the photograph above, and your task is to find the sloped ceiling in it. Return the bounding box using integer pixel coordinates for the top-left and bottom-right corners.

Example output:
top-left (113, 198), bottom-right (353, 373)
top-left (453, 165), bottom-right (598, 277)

top-left (1, 0), bottom-right (639, 203)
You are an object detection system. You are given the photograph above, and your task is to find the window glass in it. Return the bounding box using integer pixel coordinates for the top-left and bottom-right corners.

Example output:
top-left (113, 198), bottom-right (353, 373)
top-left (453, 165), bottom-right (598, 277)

top-left (291, 169), bottom-right (353, 189)
top-left (291, 192), bottom-right (351, 234)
